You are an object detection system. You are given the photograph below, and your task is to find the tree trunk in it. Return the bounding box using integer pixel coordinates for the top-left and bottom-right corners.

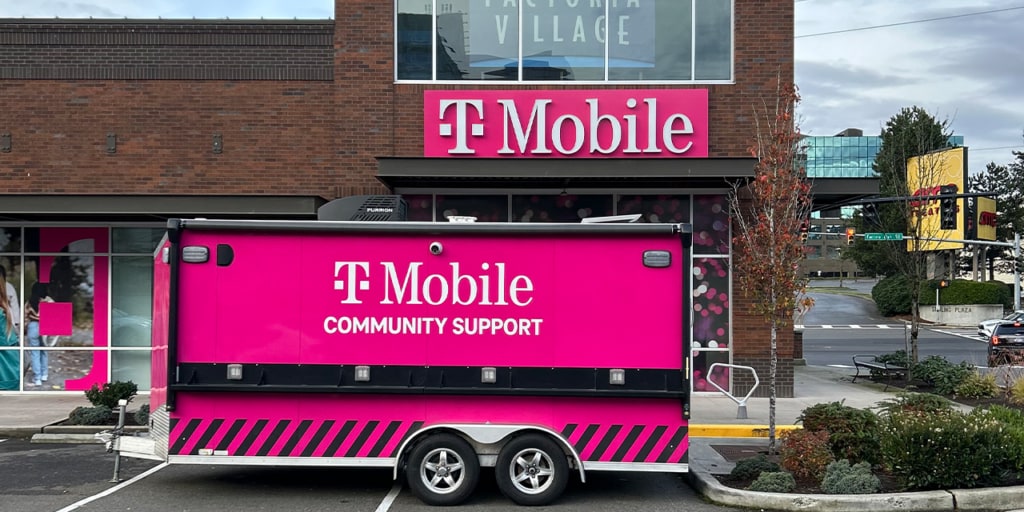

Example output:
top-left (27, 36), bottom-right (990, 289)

top-left (768, 320), bottom-right (778, 454)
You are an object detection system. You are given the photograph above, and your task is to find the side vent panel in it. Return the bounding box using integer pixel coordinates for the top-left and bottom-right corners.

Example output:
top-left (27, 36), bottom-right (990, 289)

top-left (317, 195), bottom-right (408, 222)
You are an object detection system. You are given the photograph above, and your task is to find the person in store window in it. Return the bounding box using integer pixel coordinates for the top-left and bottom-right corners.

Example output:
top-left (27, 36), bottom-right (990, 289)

top-left (25, 282), bottom-right (54, 387)
top-left (0, 272), bottom-right (20, 390)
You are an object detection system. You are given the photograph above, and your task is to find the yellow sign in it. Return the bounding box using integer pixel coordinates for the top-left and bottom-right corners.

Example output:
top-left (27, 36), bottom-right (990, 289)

top-left (905, 147), bottom-right (966, 251)
top-left (977, 196), bottom-right (997, 241)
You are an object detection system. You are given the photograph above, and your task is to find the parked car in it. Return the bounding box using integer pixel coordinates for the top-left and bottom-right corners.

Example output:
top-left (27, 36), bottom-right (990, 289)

top-left (978, 310), bottom-right (1024, 337)
top-left (987, 320), bottom-right (1024, 367)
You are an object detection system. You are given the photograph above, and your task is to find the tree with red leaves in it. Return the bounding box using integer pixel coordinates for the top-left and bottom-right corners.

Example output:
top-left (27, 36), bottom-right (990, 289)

top-left (728, 80), bottom-right (813, 454)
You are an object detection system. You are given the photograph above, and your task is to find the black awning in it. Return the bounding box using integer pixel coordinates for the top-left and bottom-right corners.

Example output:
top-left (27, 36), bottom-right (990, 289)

top-left (376, 157), bottom-right (756, 190)
top-left (0, 195), bottom-right (326, 222)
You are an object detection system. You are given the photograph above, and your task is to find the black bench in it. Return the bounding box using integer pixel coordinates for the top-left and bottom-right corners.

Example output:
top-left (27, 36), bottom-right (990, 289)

top-left (851, 354), bottom-right (907, 391)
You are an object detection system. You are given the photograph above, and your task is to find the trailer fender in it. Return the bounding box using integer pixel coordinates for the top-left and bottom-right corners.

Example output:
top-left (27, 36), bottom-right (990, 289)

top-left (392, 424), bottom-right (586, 483)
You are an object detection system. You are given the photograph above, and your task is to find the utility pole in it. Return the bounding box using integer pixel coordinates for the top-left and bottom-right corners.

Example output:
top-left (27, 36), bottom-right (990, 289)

top-left (1015, 233), bottom-right (1021, 311)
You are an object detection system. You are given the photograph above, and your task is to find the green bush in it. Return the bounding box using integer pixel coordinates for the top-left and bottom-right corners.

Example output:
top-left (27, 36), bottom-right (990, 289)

top-left (875, 392), bottom-right (954, 417)
top-left (84, 381), bottom-right (138, 409)
top-left (796, 401), bottom-right (881, 464)
top-left (134, 404), bottom-right (150, 426)
top-left (780, 429), bottom-right (834, 482)
top-left (910, 356), bottom-right (972, 395)
top-left (747, 471), bottom-right (796, 493)
top-left (918, 279), bottom-right (1012, 309)
top-left (67, 405), bottom-right (113, 425)
top-left (954, 372), bottom-right (1000, 399)
top-left (872, 275), bottom-right (911, 316)
top-left (881, 408), bottom-right (1024, 490)
top-left (984, 405), bottom-right (1024, 429)
top-left (821, 459), bottom-right (881, 494)
top-left (876, 350), bottom-right (910, 368)
top-left (729, 454), bottom-right (781, 481)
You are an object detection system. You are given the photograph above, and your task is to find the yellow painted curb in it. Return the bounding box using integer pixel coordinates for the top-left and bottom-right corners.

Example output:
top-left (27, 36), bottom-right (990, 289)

top-left (689, 424), bottom-right (802, 438)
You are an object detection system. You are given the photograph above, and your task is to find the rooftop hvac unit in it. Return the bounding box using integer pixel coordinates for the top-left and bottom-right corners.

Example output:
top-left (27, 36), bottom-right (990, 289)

top-left (317, 195), bottom-right (408, 222)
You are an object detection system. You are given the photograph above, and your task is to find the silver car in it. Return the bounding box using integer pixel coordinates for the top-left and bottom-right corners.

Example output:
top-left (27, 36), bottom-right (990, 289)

top-left (978, 310), bottom-right (1024, 338)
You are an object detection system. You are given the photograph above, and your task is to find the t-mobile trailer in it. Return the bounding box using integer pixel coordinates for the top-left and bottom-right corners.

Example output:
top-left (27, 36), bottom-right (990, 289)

top-left (118, 211), bottom-right (692, 506)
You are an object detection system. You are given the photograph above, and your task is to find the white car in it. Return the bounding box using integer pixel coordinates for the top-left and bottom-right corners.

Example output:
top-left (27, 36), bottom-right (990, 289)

top-left (978, 310), bottom-right (1024, 338)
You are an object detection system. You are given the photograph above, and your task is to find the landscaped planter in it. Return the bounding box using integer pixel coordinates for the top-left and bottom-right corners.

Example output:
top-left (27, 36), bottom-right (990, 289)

top-left (920, 304), bottom-right (1003, 326)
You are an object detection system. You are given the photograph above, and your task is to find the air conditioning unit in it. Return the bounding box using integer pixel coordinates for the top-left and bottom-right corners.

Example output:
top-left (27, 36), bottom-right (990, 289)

top-left (317, 195), bottom-right (408, 222)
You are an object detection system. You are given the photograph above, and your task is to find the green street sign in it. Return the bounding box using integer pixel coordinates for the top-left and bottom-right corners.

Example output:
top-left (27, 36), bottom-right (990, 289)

top-left (864, 232), bottom-right (903, 241)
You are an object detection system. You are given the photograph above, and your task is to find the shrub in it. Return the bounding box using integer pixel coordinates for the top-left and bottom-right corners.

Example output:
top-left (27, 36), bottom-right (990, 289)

top-left (67, 405), bottom-right (113, 425)
top-left (881, 408), bottom-right (1024, 490)
top-left (918, 279), bottom-right (1012, 309)
top-left (729, 454), bottom-right (781, 481)
top-left (134, 403), bottom-right (150, 426)
top-left (876, 350), bottom-right (910, 368)
top-left (911, 356), bottom-right (972, 395)
top-left (796, 401), bottom-right (881, 464)
top-left (1008, 376), bottom-right (1024, 406)
top-left (747, 471), bottom-right (796, 493)
top-left (954, 371), bottom-right (1000, 399)
top-left (84, 381), bottom-right (138, 409)
top-left (983, 404), bottom-right (1024, 429)
top-left (821, 459), bottom-right (881, 494)
top-left (872, 275), bottom-right (911, 316)
top-left (875, 392), bottom-right (954, 417)
top-left (780, 429), bottom-right (834, 482)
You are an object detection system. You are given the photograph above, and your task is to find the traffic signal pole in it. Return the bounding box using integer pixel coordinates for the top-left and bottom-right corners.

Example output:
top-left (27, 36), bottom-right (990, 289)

top-left (1016, 233), bottom-right (1021, 311)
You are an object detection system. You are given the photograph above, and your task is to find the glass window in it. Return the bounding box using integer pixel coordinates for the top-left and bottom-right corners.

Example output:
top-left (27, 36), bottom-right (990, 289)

top-left (512, 194), bottom-right (613, 222)
top-left (692, 194), bottom-right (729, 255)
top-left (112, 350), bottom-right (151, 389)
top-left (616, 195), bottom-right (690, 223)
top-left (398, 0), bottom-right (732, 82)
top-left (112, 228), bottom-right (164, 254)
top-left (112, 257), bottom-right (153, 347)
top-left (437, 195), bottom-right (509, 222)
top-left (0, 227), bottom-right (22, 252)
top-left (404, 194), bottom-right (435, 221)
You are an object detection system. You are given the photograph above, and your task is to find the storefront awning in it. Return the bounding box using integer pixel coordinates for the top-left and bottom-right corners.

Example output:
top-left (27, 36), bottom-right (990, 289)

top-left (0, 195), bottom-right (326, 222)
top-left (376, 157), bottom-right (757, 190)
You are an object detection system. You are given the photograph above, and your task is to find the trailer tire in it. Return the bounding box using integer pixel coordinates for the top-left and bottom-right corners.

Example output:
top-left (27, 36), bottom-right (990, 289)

top-left (495, 434), bottom-right (569, 506)
top-left (405, 433), bottom-right (479, 506)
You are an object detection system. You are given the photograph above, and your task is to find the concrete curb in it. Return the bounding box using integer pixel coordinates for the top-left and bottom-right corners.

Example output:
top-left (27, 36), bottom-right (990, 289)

top-left (689, 424), bottom-right (801, 438)
top-left (686, 467), bottom-right (956, 512)
top-left (687, 460), bottom-right (1024, 512)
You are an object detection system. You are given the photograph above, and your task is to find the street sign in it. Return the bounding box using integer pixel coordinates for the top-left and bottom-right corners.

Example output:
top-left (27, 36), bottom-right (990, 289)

top-left (864, 232), bottom-right (904, 241)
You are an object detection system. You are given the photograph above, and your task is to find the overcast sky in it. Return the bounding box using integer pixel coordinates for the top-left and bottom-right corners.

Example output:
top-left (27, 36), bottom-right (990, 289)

top-left (2, 0), bottom-right (1021, 174)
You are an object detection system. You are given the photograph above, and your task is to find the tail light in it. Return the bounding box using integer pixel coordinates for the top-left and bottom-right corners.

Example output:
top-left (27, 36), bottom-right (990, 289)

top-left (991, 335), bottom-right (1000, 345)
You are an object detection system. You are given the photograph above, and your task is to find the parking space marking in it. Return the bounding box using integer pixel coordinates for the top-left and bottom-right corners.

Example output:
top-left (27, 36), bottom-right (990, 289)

top-left (56, 462), bottom-right (168, 512)
top-left (374, 482), bottom-right (402, 512)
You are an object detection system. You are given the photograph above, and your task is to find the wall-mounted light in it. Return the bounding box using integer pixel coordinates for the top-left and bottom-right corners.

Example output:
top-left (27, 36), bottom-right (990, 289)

top-left (212, 133), bottom-right (223, 154)
top-left (1, 132), bottom-right (10, 153)
top-left (106, 133), bottom-right (117, 154)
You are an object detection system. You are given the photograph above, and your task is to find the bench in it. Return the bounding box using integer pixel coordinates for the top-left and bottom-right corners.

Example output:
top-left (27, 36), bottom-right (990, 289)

top-left (851, 354), bottom-right (907, 391)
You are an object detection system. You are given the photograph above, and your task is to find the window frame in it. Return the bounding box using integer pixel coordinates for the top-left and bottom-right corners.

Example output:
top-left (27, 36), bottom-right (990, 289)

top-left (394, 0), bottom-right (735, 85)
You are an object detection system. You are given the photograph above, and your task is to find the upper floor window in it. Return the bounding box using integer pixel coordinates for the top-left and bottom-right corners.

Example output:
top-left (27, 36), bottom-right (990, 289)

top-left (396, 0), bottom-right (733, 83)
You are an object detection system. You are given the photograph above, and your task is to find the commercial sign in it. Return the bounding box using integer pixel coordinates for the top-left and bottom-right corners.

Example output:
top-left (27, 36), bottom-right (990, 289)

top-left (423, 89), bottom-right (709, 158)
top-left (905, 146), bottom-right (967, 251)
top-left (976, 196), bottom-right (997, 241)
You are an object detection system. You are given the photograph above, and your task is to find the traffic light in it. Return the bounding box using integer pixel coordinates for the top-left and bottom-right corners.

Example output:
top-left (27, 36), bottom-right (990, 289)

top-left (1016, 256), bottom-right (1024, 274)
top-left (938, 279), bottom-right (950, 289)
top-left (939, 185), bottom-right (957, 229)
top-left (845, 227), bottom-right (855, 246)
top-left (799, 221), bottom-right (809, 242)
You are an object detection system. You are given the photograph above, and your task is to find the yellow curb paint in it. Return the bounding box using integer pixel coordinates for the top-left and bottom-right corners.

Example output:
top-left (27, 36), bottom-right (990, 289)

top-left (689, 424), bottom-right (802, 438)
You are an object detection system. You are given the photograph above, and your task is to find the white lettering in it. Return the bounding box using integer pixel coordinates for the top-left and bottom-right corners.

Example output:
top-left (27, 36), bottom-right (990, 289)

top-left (617, 15), bottom-right (629, 45)
top-left (439, 99), bottom-right (485, 155)
top-left (572, 16), bottom-right (586, 42)
top-left (587, 98), bottom-right (620, 154)
top-left (663, 113), bottom-right (695, 154)
top-left (381, 262), bottom-right (422, 305)
top-left (495, 15), bottom-right (509, 44)
top-left (498, 99), bottom-right (553, 155)
top-left (334, 261), bottom-right (369, 304)
top-left (552, 114), bottom-right (584, 154)
top-left (643, 97), bottom-right (659, 153)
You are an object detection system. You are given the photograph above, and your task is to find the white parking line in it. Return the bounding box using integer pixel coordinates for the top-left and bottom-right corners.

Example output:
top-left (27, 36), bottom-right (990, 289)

top-left (56, 462), bottom-right (168, 512)
top-left (821, 325), bottom-right (833, 329)
top-left (374, 482), bottom-right (402, 512)
top-left (850, 325), bottom-right (862, 329)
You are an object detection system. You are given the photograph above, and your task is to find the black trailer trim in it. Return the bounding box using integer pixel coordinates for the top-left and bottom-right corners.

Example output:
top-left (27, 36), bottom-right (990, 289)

top-left (169, 363), bottom-right (686, 399)
top-left (172, 218), bottom-right (693, 237)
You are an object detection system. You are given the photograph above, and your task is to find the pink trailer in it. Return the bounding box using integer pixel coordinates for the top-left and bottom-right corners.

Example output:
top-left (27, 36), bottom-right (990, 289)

top-left (123, 210), bottom-right (692, 506)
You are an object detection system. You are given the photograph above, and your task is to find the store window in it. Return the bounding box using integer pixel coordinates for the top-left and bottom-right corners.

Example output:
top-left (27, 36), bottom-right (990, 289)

top-left (396, 0), bottom-right (733, 82)
top-left (0, 226), bottom-right (162, 392)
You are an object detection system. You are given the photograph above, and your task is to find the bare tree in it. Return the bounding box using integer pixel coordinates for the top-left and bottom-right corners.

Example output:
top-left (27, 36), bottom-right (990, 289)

top-left (728, 80), bottom-right (813, 454)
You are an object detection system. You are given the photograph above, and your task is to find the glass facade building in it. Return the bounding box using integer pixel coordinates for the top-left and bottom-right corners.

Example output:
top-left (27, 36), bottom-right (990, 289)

top-left (804, 131), bottom-right (965, 179)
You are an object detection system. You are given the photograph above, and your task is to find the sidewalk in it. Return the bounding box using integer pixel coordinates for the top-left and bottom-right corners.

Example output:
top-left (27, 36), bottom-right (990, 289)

top-left (2, 366), bottom-right (1021, 511)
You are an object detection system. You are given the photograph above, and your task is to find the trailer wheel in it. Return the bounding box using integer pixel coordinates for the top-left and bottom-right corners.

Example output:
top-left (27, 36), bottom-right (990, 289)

top-left (495, 434), bottom-right (569, 506)
top-left (405, 433), bottom-right (479, 506)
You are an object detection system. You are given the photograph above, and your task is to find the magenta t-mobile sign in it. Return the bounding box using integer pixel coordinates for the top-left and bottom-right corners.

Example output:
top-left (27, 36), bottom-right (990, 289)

top-left (423, 89), bottom-right (708, 158)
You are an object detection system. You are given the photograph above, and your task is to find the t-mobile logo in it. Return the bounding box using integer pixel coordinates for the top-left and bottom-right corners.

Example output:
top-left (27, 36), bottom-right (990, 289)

top-left (438, 99), bottom-right (485, 155)
top-left (334, 261), bottom-right (370, 304)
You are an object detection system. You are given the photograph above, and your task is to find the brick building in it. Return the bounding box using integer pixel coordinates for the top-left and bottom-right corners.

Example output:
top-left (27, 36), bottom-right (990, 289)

top-left (0, 0), bottom-right (795, 396)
